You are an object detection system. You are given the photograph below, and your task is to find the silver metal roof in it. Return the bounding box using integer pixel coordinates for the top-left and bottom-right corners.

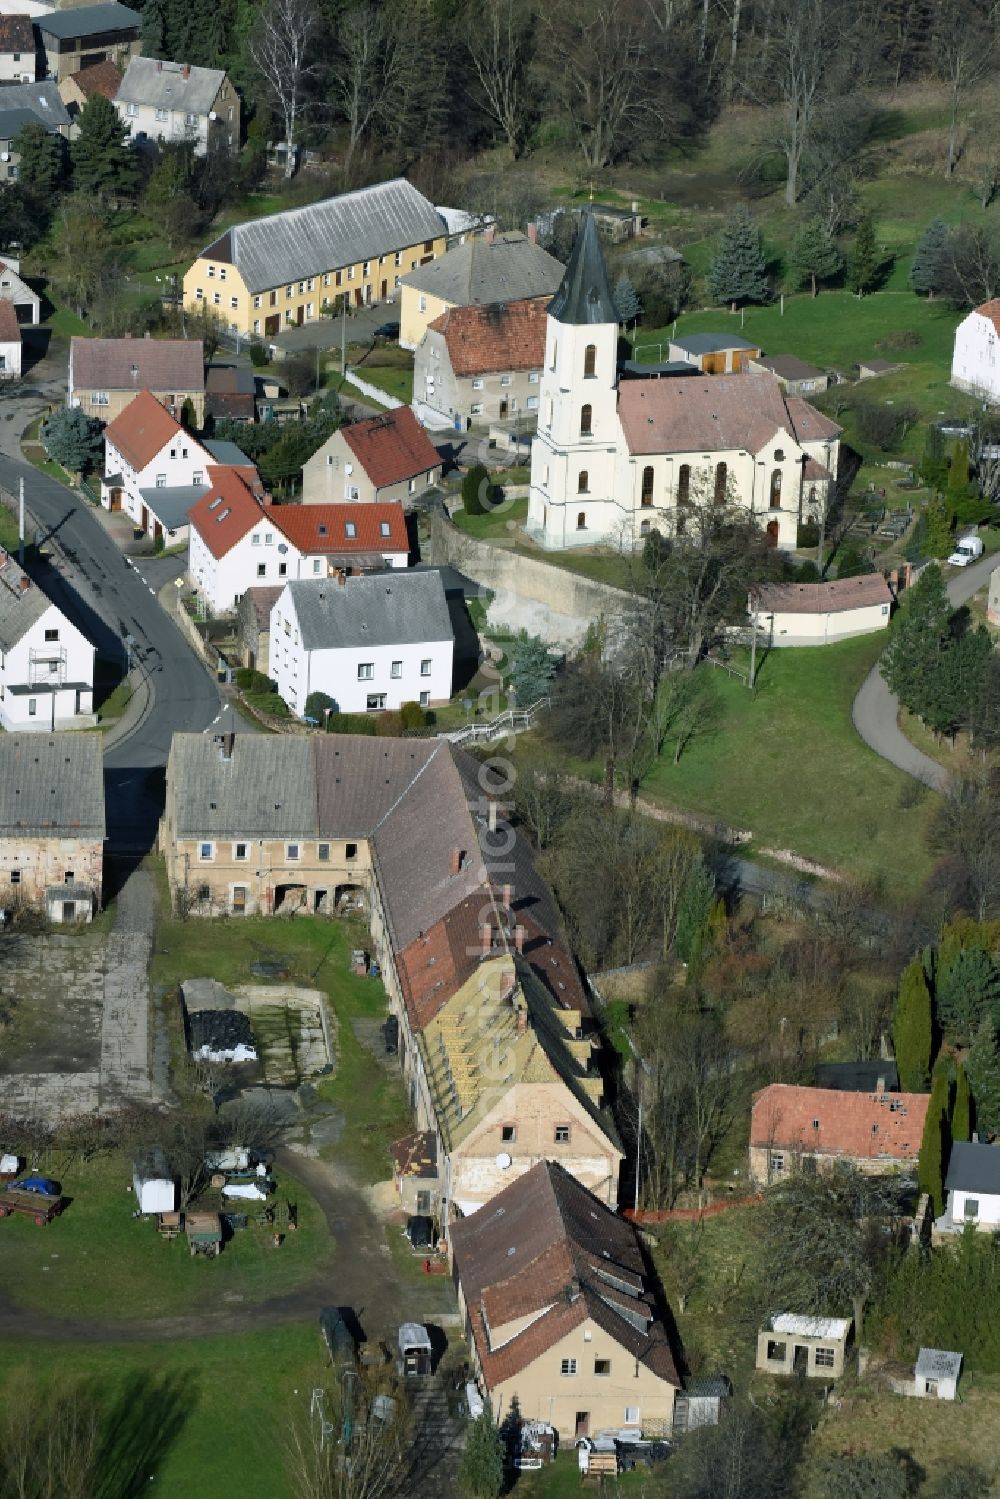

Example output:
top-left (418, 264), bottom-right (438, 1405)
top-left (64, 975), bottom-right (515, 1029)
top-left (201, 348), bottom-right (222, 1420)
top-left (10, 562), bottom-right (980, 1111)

top-left (280, 570), bottom-right (453, 653)
top-left (0, 81), bottom-right (70, 131)
top-left (115, 56), bottom-right (225, 116)
top-left (401, 232), bottom-right (564, 306)
top-left (203, 178), bottom-right (446, 295)
top-left (0, 734), bottom-right (105, 838)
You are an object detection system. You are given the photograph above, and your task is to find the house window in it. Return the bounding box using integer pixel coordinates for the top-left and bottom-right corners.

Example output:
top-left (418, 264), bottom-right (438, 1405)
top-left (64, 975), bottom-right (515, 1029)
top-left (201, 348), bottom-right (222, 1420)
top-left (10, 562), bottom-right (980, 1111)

top-left (367, 694), bottom-right (386, 711)
top-left (212, 293), bottom-right (220, 306)
top-left (252, 535), bottom-right (260, 546)
top-left (640, 518), bottom-right (651, 536)
top-left (419, 690), bottom-right (430, 707)
top-left (64, 871), bottom-right (74, 883)
top-left (766, 1340), bottom-right (786, 1361)
top-left (624, 1407), bottom-right (640, 1426)
top-left (714, 461), bottom-right (728, 504)
top-left (44, 628), bottom-right (59, 642)
top-left (770, 469), bottom-right (782, 508)
top-left (527, 396), bottom-right (539, 410)
top-left (391, 661), bottom-right (402, 678)
top-left (560, 1360), bottom-right (577, 1376)
top-left (769, 1151), bottom-right (785, 1173)
top-left (554, 1124), bottom-right (571, 1143)
top-left (234, 843), bottom-right (248, 860)
top-left (230, 297), bottom-right (238, 310)
top-left (501, 1124), bottom-right (516, 1142)
top-left (408, 477), bottom-right (417, 495)
top-left (193, 472), bottom-right (203, 486)
top-left (580, 404), bottom-right (592, 436)
top-left (28, 698), bottom-right (36, 716)
top-left (677, 464), bottom-right (690, 506)
top-left (418, 294), bottom-right (426, 312)
top-left (641, 465), bottom-right (654, 506)
top-left (199, 842), bottom-right (214, 861)
top-left (578, 471), bottom-right (589, 493)
top-left (9, 869), bottom-right (19, 884)
top-left (287, 844), bottom-right (300, 861)
top-left (584, 344), bottom-right (596, 378)
top-left (257, 564), bottom-right (266, 578)
top-left (254, 296), bottom-right (261, 309)
top-left (380, 521), bottom-right (391, 537)
top-left (814, 1348), bottom-right (836, 1369)
top-left (155, 108), bottom-right (168, 123)
top-left (313, 560), bottom-right (322, 574)
top-left (127, 102), bottom-right (137, 116)
top-left (155, 474), bottom-right (166, 488)
top-left (197, 884), bottom-right (211, 902)
top-left (358, 663), bottom-right (374, 680)
top-left (318, 843), bottom-right (330, 861)
top-left (965, 1198), bottom-right (980, 1218)
top-left (576, 512), bottom-right (586, 530)
top-left (500, 373), bottom-right (512, 387)
top-left (528, 370), bottom-right (539, 384)
top-left (472, 378), bottom-right (484, 391)
top-left (346, 842), bottom-right (358, 860)
top-left (420, 659), bottom-right (432, 676)
top-left (595, 1360), bottom-right (611, 1376)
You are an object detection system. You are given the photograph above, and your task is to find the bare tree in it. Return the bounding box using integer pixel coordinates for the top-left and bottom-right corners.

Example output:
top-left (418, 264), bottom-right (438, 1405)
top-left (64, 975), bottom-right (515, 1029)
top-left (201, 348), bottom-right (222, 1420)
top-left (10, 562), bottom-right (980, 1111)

top-left (466, 0), bottom-right (534, 157)
top-left (934, 0), bottom-right (995, 177)
top-left (332, 7), bottom-right (411, 178)
top-left (285, 1372), bottom-right (408, 1499)
top-left (248, 0), bottom-right (318, 178)
top-left (763, 0), bottom-right (853, 206)
top-left (929, 769), bottom-right (1000, 921)
top-left (0, 1378), bottom-right (100, 1499)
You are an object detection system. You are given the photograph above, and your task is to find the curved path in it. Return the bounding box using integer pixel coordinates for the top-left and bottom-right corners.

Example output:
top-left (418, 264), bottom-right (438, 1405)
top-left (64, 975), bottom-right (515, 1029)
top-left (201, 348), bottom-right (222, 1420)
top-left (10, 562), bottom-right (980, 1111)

top-left (0, 1151), bottom-right (408, 1344)
top-left (852, 550), bottom-right (1000, 788)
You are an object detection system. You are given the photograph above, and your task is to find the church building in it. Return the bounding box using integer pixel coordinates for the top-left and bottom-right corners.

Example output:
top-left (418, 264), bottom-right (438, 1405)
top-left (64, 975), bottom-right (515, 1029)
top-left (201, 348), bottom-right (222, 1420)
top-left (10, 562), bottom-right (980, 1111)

top-left (526, 216), bottom-right (841, 552)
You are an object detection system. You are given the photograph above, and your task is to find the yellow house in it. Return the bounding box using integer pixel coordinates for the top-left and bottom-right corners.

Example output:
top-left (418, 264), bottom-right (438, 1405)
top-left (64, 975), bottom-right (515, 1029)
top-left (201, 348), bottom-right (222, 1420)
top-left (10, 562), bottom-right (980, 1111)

top-left (183, 177), bottom-right (447, 339)
top-left (450, 1160), bottom-right (680, 1441)
top-left (399, 229), bottom-right (564, 350)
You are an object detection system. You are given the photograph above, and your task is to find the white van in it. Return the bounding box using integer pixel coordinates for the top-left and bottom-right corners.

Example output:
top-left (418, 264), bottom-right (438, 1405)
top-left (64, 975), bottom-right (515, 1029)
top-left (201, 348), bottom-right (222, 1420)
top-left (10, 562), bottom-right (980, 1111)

top-left (948, 534), bottom-right (984, 567)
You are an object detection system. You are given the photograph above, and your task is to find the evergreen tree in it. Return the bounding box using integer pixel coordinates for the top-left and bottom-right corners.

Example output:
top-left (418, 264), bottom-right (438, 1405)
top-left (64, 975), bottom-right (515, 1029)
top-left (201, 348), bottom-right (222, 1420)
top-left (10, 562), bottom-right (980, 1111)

top-left (966, 1021), bottom-right (1000, 1137)
top-left (14, 121), bottom-right (66, 200)
top-left (918, 1066), bottom-right (950, 1217)
top-left (706, 205), bottom-right (769, 308)
top-left (835, 542), bottom-right (873, 579)
top-left (952, 1060), bottom-right (972, 1142)
top-left (847, 213), bottom-right (880, 296)
top-left (879, 563), bottom-right (953, 718)
top-left (505, 631), bottom-right (556, 705)
top-left (893, 955), bottom-right (932, 1092)
top-left (971, 655), bottom-right (1000, 756)
top-left (674, 853), bottom-right (715, 965)
top-left (788, 217), bottom-right (843, 296)
top-left (462, 464), bottom-right (493, 516)
top-left (923, 492), bottom-right (953, 558)
top-left (937, 947), bottom-right (1000, 1046)
top-left (40, 407), bottom-right (104, 473)
top-left (919, 423), bottom-right (949, 493)
top-left (910, 219), bottom-right (951, 298)
top-left (459, 1409), bottom-right (504, 1499)
top-left (71, 95), bottom-right (137, 201)
top-left (613, 273), bottom-right (642, 326)
top-left (922, 625), bottom-right (992, 741)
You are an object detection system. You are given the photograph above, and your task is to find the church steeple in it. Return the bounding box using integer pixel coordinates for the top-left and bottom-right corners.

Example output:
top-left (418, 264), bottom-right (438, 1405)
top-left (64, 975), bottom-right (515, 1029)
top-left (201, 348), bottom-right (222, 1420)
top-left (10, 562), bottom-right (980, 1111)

top-left (548, 211), bottom-right (618, 327)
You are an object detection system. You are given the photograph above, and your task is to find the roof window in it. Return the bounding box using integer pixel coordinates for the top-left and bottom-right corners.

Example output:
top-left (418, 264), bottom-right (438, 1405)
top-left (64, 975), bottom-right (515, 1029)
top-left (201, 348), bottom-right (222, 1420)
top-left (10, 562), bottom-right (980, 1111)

top-left (208, 497), bottom-right (223, 511)
top-left (216, 508), bottom-right (231, 522)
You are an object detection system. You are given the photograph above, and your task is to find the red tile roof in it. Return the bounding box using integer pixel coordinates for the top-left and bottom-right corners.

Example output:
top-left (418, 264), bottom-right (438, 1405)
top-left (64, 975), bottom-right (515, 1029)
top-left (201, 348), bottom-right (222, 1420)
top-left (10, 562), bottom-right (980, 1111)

top-left (66, 59), bottom-right (123, 98)
top-left (272, 502), bottom-right (409, 556)
top-left (752, 574), bottom-right (892, 616)
top-left (186, 465), bottom-right (269, 559)
top-left (341, 408), bottom-right (440, 490)
top-left (103, 388), bottom-right (185, 472)
top-left (428, 298), bottom-right (549, 377)
top-left (751, 1083), bottom-right (930, 1162)
top-left (618, 372), bottom-right (841, 457)
top-left (0, 14), bottom-right (33, 51)
top-left (0, 300), bottom-right (21, 343)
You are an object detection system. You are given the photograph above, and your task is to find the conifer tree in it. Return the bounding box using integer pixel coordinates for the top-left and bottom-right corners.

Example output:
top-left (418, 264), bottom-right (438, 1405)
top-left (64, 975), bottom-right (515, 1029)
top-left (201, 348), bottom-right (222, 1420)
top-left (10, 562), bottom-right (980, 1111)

top-left (14, 121), bottom-right (66, 200)
top-left (918, 1066), bottom-right (950, 1217)
top-left (893, 955), bottom-right (932, 1092)
top-left (910, 219), bottom-right (951, 298)
top-left (613, 273), bottom-right (642, 327)
top-left (924, 492), bottom-right (953, 558)
top-left (966, 1022), bottom-right (1000, 1137)
top-left (880, 562), bottom-right (953, 718)
top-left (952, 1060), bottom-right (972, 1143)
top-left (674, 853), bottom-right (715, 965)
top-left (919, 424), bottom-right (949, 493)
top-left (789, 217), bottom-right (842, 296)
top-left (459, 1408), bottom-right (504, 1499)
top-left (971, 655), bottom-right (1000, 756)
top-left (707, 205), bottom-right (769, 308)
top-left (71, 95), bottom-right (136, 201)
top-left (847, 214), bottom-right (880, 296)
top-left (937, 947), bottom-right (1000, 1047)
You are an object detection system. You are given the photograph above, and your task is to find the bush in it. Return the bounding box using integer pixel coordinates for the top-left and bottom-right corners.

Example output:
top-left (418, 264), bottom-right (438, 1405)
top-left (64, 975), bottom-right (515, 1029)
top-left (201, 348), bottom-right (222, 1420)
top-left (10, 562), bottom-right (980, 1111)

top-left (375, 709), bottom-right (405, 737)
top-left (797, 520), bottom-right (820, 548)
top-left (327, 712), bottom-right (377, 735)
top-left (304, 691), bottom-right (334, 719)
top-left (249, 341), bottom-right (269, 368)
top-left (462, 464), bottom-right (496, 516)
top-left (853, 400), bottom-right (919, 452)
top-left (251, 692), bottom-right (289, 717)
top-left (237, 669), bottom-right (275, 695)
top-left (399, 700), bottom-right (428, 730)
top-left (876, 329), bottom-right (922, 353)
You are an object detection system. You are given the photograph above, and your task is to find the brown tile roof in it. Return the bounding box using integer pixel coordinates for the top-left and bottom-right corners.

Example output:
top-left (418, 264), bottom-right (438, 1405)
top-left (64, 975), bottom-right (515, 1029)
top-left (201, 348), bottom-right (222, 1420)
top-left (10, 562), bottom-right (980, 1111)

top-left (0, 300), bottom-right (21, 343)
top-left (975, 298), bottom-right (1000, 337)
top-left (618, 372), bottom-right (840, 457)
top-left (0, 14), bottom-right (33, 51)
top-left (750, 1082), bottom-right (930, 1162)
top-left (451, 1162), bottom-right (679, 1391)
top-left (751, 574), bottom-right (893, 616)
top-left (103, 388), bottom-right (184, 471)
top-left (273, 502), bottom-right (409, 556)
top-left (428, 298), bottom-right (549, 377)
top-left (802, 456), bottom-right (832, 481)
top-left (243, 585), bottom-right (282, 629)
top-left (71, 335), bottom-right (204, 393)
top-left (65, 59), bottom-right (122, 98)
top-left (186, 465), bottom-right (269, 559)
top-left (312, 735), bottom-right (441, 840)
top-left (341, 408), bottom-right (440, 490)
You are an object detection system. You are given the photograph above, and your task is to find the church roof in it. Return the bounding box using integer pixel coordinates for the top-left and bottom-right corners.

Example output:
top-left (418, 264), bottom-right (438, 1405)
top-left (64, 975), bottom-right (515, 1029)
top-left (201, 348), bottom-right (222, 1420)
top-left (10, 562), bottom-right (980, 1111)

top-left (547, 211), bottom-right (618, 327)
top-left (618, 372), bottom-right (841, 456)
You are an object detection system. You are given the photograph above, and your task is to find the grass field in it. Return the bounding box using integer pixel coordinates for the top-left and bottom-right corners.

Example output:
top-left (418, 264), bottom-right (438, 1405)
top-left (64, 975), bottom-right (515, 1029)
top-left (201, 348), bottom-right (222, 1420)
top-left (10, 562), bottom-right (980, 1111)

top-left (453, 494), bottom-right (529, 540)
top-left (0, 1326), bottom-right (328, 1499)
top-left (0, 1152), bottom-right (328, 1321)
top-left (629, 636), bottom-right (936, 890)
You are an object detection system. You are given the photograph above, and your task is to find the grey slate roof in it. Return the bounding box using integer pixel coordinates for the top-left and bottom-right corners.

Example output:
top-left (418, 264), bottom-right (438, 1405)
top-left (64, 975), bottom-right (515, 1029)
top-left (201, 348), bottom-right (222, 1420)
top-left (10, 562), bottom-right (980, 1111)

top-left (283, 570), bottom-right (453, 652)
top-left (205, 438), bottom-right (253, 468)
top-left (115, 56), bottom-right (225, 116)
top-left (70, 336), bottom-right (204, 392)
top-left (170, 734), bottom-right (318, 840)
top-left (400, 232), bottom-right (564, 306)
top-left (945, 1140), bottom-right (1000, 1195)
top-left (0, 554), bottom-right (55, 652)
top-left (139, 485), bottom-right (208, 530)
top-left (0, 81), bottom-right (70, 132)
top-left (314, 735), bottom-right (439, 839)
top-left (200, 178), bottom-right (446, 296)
top-left (815, 1061), bottom-right (899, 1093)
top-left (0, 108), bottom-right (49, 145)
top-left (37, 3), bottom-right (141, 39)
top-left (672, 332), bottom-right (758, 355)
top-left (548, 211), bottom-right (618, 327)
top-left (0, 734), bottom-right (105, 838)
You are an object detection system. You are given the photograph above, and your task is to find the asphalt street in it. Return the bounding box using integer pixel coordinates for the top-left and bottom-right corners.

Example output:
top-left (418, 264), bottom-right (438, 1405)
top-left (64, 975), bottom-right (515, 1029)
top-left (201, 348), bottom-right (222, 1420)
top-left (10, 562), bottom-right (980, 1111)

top-left (0, 452), bottom-right (223, 854)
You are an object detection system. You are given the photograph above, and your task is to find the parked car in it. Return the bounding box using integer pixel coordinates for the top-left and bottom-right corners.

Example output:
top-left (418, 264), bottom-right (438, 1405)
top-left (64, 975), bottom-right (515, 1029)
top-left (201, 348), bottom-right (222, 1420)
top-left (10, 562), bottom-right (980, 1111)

top-left (947, 533), bottom-right (984, 566)
top-left (374, 320), bottom-right (400, 339)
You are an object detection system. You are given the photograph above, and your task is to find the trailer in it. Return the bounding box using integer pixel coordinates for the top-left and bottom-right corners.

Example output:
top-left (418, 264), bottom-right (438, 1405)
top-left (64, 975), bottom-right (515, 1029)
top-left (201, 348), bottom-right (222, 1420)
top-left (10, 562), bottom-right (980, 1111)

top-left (0, 1177), bottom-right (63, 1226)
top-left (132, 1149), bottom-right (177, 1215)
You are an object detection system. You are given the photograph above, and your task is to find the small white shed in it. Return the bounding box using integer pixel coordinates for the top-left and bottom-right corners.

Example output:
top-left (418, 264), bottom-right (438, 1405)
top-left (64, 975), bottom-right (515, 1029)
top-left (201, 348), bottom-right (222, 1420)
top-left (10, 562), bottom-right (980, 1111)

top-left (915, 1348), bottom-right (962, 1401)
top-left (132, 1150), bottom-right (177, 1215)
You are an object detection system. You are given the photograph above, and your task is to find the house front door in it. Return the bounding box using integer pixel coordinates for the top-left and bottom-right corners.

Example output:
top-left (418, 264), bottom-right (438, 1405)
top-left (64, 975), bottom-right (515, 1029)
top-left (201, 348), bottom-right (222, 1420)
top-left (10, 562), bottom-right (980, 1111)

top-left (109, 487), bottom-right (122, 512)
top-left (62, 902), bottom-right (75, 922)
top-left (380, 279), bottom-right (387, 299)
top-left (575, 1412), bottom-right (590, 1438)
top-left (499, 399), bottom-right (508, 419)
top-left (766, 520), bottom-right (779, 547)
top-left (141, 505), bottom-right (149, 533)
top-left (296, 305), bottom-right (305, 326)
top-left (265, 314), bottom-right (279, 337)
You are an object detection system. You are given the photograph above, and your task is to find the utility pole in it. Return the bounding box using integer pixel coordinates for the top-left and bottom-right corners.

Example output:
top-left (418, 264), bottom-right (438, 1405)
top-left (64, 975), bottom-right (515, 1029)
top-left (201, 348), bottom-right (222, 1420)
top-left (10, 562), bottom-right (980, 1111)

top-left (817, 502), bottom-right (826, 576)
top-left (17, 477), bottom-right (23, 567)
top-left (340, 296), bottom-right (347, 390)
top-left (634, 1097), bottom-right (642, 1214)
top-left (749, 601), bottom-right (758, 691)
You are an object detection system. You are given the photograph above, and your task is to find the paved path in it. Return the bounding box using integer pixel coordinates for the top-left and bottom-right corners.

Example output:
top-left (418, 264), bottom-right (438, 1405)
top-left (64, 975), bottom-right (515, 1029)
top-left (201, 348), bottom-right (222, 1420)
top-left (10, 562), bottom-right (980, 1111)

top-left (99, 866), bottom-right (155, 1106)
top-left (852, 552), bottom-right (1000, 789)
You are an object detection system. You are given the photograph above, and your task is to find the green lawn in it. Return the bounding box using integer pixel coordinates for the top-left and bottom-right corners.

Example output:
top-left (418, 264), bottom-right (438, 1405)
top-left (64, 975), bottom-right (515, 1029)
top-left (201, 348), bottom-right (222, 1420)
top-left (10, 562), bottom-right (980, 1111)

top-left (96, 676), bottom-right (132, 723)
top-left (350, 362), bottom-right (414, 404)
top-left (633, 636), bottom-right (936, 891)
top-left (453, 494), bottom-right (529, 540)
top-left (0, 1152), bottom-right (329, 1322)
top-left (0, 1326), bottom-right (327, 1499)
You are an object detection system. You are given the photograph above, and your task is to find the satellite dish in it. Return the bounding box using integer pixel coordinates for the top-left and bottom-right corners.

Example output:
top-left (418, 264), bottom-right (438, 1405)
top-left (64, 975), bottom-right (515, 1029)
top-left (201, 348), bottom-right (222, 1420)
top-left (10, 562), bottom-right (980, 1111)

top-left (495, 1152), bottom-right (512, 1169)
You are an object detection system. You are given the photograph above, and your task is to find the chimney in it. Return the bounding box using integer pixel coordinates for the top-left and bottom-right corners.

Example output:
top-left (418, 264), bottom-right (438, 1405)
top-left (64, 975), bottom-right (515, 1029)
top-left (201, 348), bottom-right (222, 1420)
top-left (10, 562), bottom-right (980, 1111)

top-left (18, 575), bottom-right (28, 593)
top-left (480, 922), bottom-right (493, 958)
top-left (484, 225), bottom-right (496, 244)
top-left (514, 925), bottom-right (525, 953)
top-left (181, 64), bottom-right (190, 79)
top-left (875, 1076), bottom-right (886, 1096)
top-left (516, 1006), bottom-right (528, 1035)
top-left (450, 847), bottom-right (463, 876)
top-left (488, 800), bottom-right (498, 834)
top-left (502, 882), bottom-right (513, 911)
top-left (526, 222), bottom-right (538, 244)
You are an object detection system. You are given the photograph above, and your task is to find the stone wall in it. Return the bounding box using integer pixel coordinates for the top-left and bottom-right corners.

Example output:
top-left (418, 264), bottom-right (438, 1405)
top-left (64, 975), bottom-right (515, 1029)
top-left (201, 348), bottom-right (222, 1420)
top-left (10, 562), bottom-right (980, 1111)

top-left (430, 511), bottom-right (634, 649)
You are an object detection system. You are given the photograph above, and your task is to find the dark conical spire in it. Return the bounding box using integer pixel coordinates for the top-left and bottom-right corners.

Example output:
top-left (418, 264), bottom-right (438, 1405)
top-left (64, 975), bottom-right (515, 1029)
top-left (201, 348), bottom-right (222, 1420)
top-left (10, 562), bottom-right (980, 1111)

top-left (548, 211), bottom-right (618, 326)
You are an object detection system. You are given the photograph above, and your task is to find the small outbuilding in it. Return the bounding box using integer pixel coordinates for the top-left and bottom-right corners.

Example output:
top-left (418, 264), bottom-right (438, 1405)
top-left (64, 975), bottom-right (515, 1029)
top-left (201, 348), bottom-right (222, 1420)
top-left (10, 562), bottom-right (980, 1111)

top-left (132, 1149), bottom-right (176, 1215)
top-left (915, 1348), bottom-right (962, 1401)
top-left (757, 1314), bottom-right (852, 1379)
top-left (749, 575), bottom-right (893, 647)
top-left (673, 1374), bottom-right (731, 1434)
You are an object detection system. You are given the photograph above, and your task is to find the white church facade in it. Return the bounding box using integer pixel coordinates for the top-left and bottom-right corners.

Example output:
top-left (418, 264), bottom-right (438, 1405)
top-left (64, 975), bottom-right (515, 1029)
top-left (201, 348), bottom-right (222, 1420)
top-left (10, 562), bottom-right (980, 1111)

top-left (525, 215), bottom-right (842, 552)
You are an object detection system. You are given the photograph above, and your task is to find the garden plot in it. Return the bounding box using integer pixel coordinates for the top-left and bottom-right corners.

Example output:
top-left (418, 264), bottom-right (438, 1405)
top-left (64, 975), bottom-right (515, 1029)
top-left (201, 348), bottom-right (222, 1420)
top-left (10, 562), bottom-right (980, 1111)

top-left (181, 979), bottom-right (333, 1087)
top-left (0, 930), bottom-right (106, 1117)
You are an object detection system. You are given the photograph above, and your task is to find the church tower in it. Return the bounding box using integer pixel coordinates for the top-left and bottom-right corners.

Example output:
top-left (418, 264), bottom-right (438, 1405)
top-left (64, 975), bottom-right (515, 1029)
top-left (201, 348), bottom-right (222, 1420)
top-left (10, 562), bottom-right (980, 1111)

top-left (526, 213), bottom-right (622, 549)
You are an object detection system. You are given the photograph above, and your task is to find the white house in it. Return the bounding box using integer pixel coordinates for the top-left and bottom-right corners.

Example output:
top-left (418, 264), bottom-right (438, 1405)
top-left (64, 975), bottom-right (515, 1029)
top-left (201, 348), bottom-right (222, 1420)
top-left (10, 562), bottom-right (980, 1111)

top-left (114, 56), bottom-right (240, 157)
top-left (941, 1140), bottom-right (1000, 1232)
top-left (101, 387), bottom-right (220, 544)
top-left (0, 550), bottom-right (95, 731)
top-left (749, 574), bottom-right (893, 646)
top-left (0, 299), bottom-right (21, 379)
top-left (187, 480), bottom-right (411, 616)
top-left (914, 1349), bottom-right (962, 1401)
top-left (0, 258), bottom-right (40, 325)
top-left (526, 214), bottom-right (841, 553)
top-left (951, 299), bottom-right (1000, 401)
top-left (270, 571), bottom-right (454, 718)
